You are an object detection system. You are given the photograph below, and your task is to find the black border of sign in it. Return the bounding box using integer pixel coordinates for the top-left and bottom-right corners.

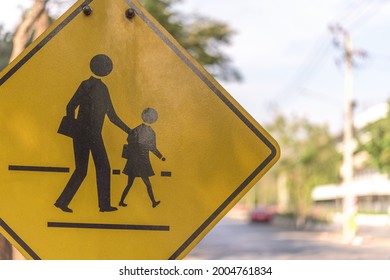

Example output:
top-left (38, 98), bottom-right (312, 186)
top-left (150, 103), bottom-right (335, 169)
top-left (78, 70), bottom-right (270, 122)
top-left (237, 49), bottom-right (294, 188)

top-left (0, 218), bottom-right (41, 260)
top-left (0, 0), bottom-right (278, 260)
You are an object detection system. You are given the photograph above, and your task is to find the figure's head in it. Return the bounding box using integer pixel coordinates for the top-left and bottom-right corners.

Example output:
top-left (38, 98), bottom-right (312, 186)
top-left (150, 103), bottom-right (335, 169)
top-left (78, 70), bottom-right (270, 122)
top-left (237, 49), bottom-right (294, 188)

top-left (142, 108), bottom-right (158, 124)
top-left (90, 54), bottom-right (113, 77)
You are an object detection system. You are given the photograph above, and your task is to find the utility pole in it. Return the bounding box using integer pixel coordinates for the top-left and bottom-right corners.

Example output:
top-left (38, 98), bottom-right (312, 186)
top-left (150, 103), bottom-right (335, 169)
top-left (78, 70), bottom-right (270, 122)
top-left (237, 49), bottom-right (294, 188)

top-left (329, 24), bottom-right (365, 243)
top-left (341, 29), bottom-right (357, 243)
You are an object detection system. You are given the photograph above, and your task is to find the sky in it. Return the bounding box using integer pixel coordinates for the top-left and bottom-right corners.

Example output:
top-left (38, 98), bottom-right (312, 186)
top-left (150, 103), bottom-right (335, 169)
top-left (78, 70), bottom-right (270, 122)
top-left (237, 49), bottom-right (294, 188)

top-left (1, 0), bottom-right (390, 134)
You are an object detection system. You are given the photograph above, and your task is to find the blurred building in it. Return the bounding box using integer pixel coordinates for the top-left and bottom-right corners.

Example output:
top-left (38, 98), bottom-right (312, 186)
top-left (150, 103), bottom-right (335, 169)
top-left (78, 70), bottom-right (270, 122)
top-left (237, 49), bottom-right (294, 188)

top-left (312, 102), bottom-right (390, 214)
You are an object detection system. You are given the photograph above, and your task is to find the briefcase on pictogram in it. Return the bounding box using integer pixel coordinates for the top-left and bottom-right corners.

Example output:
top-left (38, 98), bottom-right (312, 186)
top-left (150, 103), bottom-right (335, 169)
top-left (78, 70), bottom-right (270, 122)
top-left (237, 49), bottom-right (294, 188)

top-left (57, 116), bottom-right (79, 138)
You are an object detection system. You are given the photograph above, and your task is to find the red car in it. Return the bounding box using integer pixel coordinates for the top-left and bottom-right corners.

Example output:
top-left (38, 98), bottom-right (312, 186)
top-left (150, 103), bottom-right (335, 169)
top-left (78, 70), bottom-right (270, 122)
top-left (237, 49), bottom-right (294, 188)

top-left (249, 207), bottom-right (274, 223)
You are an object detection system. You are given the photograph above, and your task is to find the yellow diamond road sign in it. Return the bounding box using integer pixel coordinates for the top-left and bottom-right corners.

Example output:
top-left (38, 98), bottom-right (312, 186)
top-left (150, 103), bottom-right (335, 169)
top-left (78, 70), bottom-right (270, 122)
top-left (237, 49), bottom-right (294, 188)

top-left (0, 0), bottom-right (279, 259)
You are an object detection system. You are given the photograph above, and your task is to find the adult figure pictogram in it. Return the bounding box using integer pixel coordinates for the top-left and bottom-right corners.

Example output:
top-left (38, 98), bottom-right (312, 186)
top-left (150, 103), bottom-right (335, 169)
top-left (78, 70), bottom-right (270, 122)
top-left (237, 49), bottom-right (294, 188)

top-left (55, 54), bottom-right (131, 213)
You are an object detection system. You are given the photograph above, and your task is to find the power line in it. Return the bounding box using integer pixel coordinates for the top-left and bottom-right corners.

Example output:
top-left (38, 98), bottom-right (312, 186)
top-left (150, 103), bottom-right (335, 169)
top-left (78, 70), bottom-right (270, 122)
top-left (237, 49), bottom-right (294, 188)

top-left (274, 37), bottom-right (332, 101)
top-left (271, 0), bottom-right (382, 105)
top-left (347, 0), bottom-right (388, 31)
top-left (335, 0), bottom-right (375, 27)
top-left (271, 3), bottom-right (361, 102)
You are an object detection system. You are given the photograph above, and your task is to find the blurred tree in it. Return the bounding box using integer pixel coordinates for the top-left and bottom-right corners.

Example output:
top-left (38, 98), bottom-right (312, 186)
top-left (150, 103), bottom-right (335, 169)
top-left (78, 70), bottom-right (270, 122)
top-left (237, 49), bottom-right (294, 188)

top-left (0, 237), bottom-right (12, 260)
top-left (0, 0), bottom-right (51, 69)
top-left (137, 0), bottom-right (241, 81)
top-left (267, 114), bottom-right (341, 224)
top-left (0, 25), bottom-right (13, 70)
top-left (10, 0), bottom-right (50, 62)
top-left (358, 102), bottom-right (390, 176)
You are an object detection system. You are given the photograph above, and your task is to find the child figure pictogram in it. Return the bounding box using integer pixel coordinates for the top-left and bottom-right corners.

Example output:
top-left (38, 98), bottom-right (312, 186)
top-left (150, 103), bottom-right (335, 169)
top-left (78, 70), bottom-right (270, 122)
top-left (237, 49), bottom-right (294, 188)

top-left (119, 108), bottom-right (165, 208)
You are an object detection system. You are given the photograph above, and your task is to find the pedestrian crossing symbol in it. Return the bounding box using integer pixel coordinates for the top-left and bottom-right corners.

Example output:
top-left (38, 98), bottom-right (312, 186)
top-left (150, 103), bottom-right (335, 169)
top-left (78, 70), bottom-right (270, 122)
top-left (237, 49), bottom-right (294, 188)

top-left (0, 0), bottom-right (279, 259)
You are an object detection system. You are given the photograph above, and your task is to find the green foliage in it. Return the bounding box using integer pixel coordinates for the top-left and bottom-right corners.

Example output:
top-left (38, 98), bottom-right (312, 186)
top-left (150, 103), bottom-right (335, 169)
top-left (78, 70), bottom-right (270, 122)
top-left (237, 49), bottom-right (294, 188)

top-left (267, 114), bottom-right (341, 218)
top-left (358, 103), bottom-right (390, 176)
top-left (0, 26), bottom-right (12, 71)
top-left (139, 0), bottom-right (241, 82)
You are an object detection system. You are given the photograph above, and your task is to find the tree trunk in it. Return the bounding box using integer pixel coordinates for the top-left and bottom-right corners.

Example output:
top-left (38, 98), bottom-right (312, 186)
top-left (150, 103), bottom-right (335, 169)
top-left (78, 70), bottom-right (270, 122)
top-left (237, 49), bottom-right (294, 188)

top-left (0, 235), bottom-right (12, 260)
top-left (9, 0), bottom-right (49, 62)
top-left (33, 4), bottom-right (50, 41)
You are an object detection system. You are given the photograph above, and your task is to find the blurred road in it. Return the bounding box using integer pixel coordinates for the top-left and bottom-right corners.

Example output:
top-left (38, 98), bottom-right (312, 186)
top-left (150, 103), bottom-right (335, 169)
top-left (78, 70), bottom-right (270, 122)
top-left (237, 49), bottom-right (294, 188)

top-left (185, 217), bottom-right (390, 260)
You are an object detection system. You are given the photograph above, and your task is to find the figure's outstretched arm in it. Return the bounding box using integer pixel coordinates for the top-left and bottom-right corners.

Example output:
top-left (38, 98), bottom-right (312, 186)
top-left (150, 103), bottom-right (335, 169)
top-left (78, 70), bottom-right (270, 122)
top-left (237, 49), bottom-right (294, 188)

top-left (151, 147), bottom-right (164, 160)
top-left (106, 96), bottom-right (131, 133)
top-left (149, 131), bottom-right (164, 160)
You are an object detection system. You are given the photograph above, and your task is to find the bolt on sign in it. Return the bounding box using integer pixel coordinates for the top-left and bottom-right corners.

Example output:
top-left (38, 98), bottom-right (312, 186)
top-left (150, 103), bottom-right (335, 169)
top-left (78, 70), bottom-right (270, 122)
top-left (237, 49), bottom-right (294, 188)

top-left (0, 0), bottom-right (279, 260)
